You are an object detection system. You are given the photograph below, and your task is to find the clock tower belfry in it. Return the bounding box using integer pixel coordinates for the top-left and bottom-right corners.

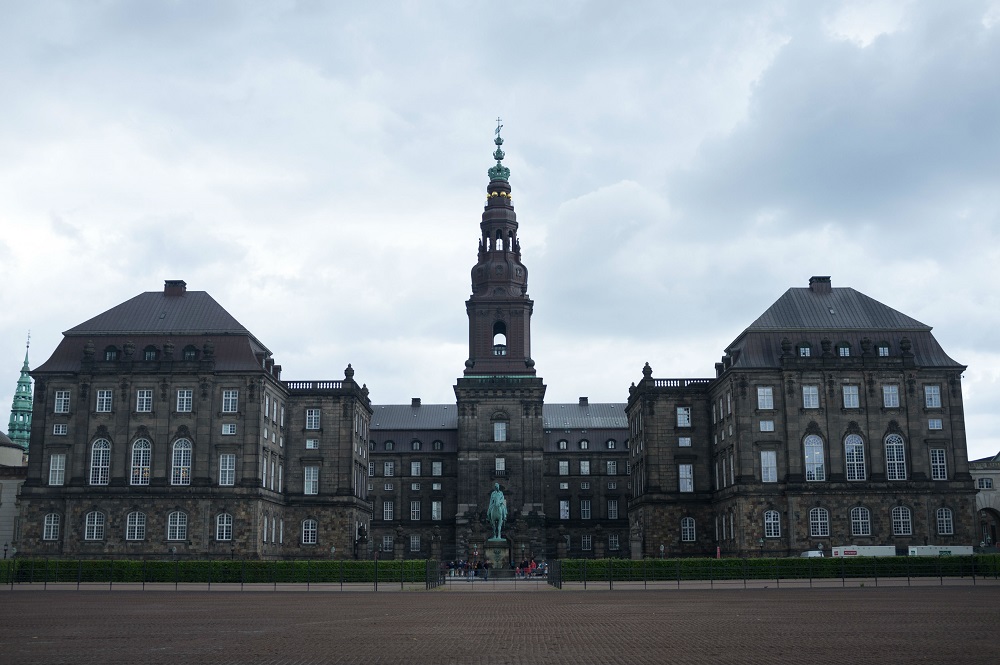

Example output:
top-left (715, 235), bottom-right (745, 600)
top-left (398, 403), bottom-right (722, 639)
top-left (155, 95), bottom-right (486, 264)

top-left (454, 125), bottom-right (547, 563)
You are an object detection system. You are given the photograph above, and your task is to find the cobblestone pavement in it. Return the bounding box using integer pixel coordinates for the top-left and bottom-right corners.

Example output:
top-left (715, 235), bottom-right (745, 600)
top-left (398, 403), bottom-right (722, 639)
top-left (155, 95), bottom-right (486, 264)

top-left (1, 585), bottom-right (996, 664)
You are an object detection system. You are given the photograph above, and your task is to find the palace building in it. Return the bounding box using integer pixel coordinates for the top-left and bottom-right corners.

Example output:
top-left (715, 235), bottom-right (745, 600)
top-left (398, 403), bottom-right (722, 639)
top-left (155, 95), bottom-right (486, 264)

top-left (14, 133), bottom-right (978, 561)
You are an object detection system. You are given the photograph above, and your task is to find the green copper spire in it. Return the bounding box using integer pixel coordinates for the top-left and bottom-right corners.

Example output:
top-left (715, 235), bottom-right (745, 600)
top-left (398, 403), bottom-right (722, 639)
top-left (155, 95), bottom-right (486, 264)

top-left (487, 117), bottom-right (511, 182)
top-left (7, 334), bottom-right (32, 450)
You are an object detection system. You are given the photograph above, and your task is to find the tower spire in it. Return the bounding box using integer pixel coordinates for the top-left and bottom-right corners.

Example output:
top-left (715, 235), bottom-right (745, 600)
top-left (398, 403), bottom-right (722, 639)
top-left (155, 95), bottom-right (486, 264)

top-left (7, 332), bottom-right (33, 450)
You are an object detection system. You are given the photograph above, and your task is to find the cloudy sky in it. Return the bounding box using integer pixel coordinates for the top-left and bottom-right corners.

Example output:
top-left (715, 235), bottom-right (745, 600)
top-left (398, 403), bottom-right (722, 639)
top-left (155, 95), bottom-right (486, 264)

top-left (1, 1), bottom-right (999, 459)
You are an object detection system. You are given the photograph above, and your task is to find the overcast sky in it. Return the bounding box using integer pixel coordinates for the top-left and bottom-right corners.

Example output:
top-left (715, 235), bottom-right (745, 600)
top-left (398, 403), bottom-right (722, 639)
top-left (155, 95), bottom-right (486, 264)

top-left (2, 1), bottom-right (999, 459)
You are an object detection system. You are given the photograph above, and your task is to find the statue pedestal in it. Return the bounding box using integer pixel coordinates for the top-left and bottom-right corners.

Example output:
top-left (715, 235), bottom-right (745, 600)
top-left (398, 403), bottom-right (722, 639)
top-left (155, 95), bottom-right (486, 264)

top-left (485, 538), bottom-right (509, 571)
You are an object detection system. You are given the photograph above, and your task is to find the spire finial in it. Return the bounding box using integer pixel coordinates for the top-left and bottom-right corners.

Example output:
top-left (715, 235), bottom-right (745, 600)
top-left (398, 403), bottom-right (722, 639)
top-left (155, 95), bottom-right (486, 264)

top-left (488, 118), bottom-right (511, 182)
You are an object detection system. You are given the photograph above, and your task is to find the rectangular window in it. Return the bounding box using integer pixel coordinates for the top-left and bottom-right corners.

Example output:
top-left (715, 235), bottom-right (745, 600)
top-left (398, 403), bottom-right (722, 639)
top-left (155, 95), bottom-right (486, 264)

top-left (368, 462), bottom-right (375, 477)
top-left (761, 450), bottom-right (777, 483)
top-left (759, 420), bottom-right (775, 432)
top-left (679, 464), bottom-right (694, 492)
top-left (216, 514), bottom-right (233, 542)
top-left (126, 512), bottom-right (146, 541)
top-left (432, 482), bottom-right (442, 491)
top-left (883, 384), bottom-right (899, 408)
top-left (606, 460), bottom-right (617, 476)
top-left (384, 483), bottom-right (394, 491)
top-left (678, 436), bottom-right (692, 447)
top-left (799, 346), bottom-right (811, 357)
top-left (608, 499), bottom-right (619, 520)
top-left (410, 500), bottom-right (421, 521)
top-left (580, 481), bottom-right (590, 490)
top-left (764, 511), bottom-right (781, 538)
top-left (305, 408), bottom-right (321, 430)
top-left (559, 500), bottom-right (570, 520)
top-left (842, 385), bottom-right (859, 409)
top-left (757, 386), bottom-right (774, 410)
top-left (925, 385), bottom-right (941, 408)
top-left (43, 514), bottom-right (60, 541)
top-left (580, 500), bottom-right (592, 520)
top-left (176, 389), bottom-right (193, 413)
top-left (136, 389), bottom-right (152, 413)
top-left (85, 512), bottom-right (105, 541)
top-left (54, 390), bottom-right (71, 413)
top-left (222, 423), bottom-right (237, 435)
top-left (609, 534), bottom-right (620, 551)
top-left (432, 461), bottom-right (443, 476)
top-left (580, 460), bottom-right (590, 475)
top-left (559, 482), bottom-right (569, 490)
top-left (676, 407), bottom-right (691, 428)
top-left (382, 535), bottom-right (393, 552)
top-left (928, 418), bottom-right (943, 430)
top-left (411, 482), bottom-right (420, 491)
top-left (607, 481), bottom-right (617, 490)
top-left (304, 466), bottom-right (319, 495)
top-left (802, 385), bottom-right (819, 409)
top-left (48, 454), bottom-right (66, 486)
top-left (410, 534), bottom-right (421, 552)
top-left (96, 389), bottom-right (112, 413)
top-left (432, 500), bottom-right (442, 520)
top-left (52, 424), bottom-right (67, 435)
top-left (581, 534), bottom-right (592, 551)
top-left (219, 453), bottom-right (236, 486)
top-left (411, 461), bottom-right (422, 476)
top-left (494, 421), bottom-right (507, 442)
top-left (930, 449), bottom-right (948, 480)
top-left (558, 460), bottom-right (569, 476)
top-left (976, 478), bottom-right (993, 490)
top-left (383, 500), bottom-right (394, 521)
top-left (838, 346), bottom-right (850, 357)
top-left (384, 461), bottom-right (395, 477)
top-left (222, 389), bottom-right (239, 413)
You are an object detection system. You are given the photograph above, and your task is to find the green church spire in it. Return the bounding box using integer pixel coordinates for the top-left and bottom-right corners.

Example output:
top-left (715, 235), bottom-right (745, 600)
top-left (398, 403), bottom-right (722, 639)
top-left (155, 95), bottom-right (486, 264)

top-left (7, 334), bottom-right (32, 450)
top-left (487, 117), bottom-right (511, 182)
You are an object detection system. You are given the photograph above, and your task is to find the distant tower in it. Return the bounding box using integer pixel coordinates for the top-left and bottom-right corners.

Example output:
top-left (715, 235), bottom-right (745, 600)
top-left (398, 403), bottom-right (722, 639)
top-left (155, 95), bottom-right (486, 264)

top-left (7, 335), bottom-right (32, 450)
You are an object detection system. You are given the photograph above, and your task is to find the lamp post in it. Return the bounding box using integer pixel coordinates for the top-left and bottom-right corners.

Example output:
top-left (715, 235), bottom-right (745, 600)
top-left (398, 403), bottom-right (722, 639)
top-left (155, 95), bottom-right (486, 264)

top-left (659, 544), bottom-right (664, 559)
top-left (758, 538), bottom-right (765, 558)
top-left (330, 546), bottom-right (336, 559)
top-left (2, 543), bottom-right (7, 560)
top-left (230, 546), bottom-right (235, 560)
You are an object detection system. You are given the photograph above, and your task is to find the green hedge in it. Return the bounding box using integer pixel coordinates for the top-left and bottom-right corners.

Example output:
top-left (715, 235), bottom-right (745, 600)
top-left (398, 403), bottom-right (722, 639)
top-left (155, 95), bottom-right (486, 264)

top-left (556, 554), bottom-right (1000, 582)
top-left (0, 558), bottom-right (435, 585)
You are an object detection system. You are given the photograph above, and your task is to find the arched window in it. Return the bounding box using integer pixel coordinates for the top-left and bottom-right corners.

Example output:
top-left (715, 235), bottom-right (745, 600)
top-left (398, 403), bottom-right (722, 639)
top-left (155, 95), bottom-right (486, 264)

top-left (681, 517), bottom-right (696, 542)
top-left (809, 508), bottom-right (830, 537)
top-left (606, 439), bottom-right (616, 449)
top-left (492, 321), bottom-right (507, 356)
top-left (126, 512), bottom-right (146, 540)
top-left (84, 511), bottom-right (105, 540)
top-left (579, 439), bottom-right (589, 450)
top-left (936, 508), bottom-right (954, 536)
top-left (891, 506), bottom-right (912, 536)
top-left (885, 433), bottom-right (907, 481)
top-left (558, 440), bottom-right (568, 450)
top-left (171, 439), bottom-right (192, 485)
top-left (302, 518), bottom-right (318, 545)
top-left (804, 435), bottom-right (826, 481)
top-left (432, 440), bottom-right (443, 451)
top-left (167, 511), bottom-right (188, 540)
top-left (90, 439), bottom-right (111, 485)
top-left (851, 507), bottom-right (871, 536)
top-left (43, 513), bottom-right (60, 541)
top-left (844, 434), bottom-right (866, 481)
top-left (131, 439), bottom-right (151, 485)
top-left (764, 510), bottom-right (781, 538)
top-left (385, 441), bottom-right (394, 451)
top-left (411, 440), bottom-right (421, 451)
top-left (216, 513), bottom-right (233, 541)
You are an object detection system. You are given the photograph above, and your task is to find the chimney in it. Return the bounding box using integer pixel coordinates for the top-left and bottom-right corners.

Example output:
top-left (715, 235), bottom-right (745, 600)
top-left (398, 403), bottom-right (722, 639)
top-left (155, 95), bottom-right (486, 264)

top-left (164, 280), bottom-right (187, 296)
top-left (579, 396), bottom-right (588, 406)
top-left (808, 276), bottom-right (831, 294)
top-left (412, 397), bottom-right (421, 407)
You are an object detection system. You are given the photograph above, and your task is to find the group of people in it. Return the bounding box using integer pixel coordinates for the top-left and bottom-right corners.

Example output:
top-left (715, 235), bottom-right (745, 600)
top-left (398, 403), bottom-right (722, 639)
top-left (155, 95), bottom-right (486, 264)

top-left (444, 558), bottom-right (548, 580)
top-left (514, 558), bottom-right (545, 578)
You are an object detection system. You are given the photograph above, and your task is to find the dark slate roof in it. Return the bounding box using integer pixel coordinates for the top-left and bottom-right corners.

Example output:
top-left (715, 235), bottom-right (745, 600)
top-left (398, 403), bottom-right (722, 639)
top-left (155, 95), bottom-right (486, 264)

top-left (747, 287), bottom-right (930, 332)
top-left (369, 402), bottom-right (629, 431)
top-left (34, 335), bottom-right (266, 373)
top-left (371, 404), bottom-right (458, 430)
top-left (726, 330), bottom-right (962, 369)
top-left (66, 291), bottom-right (253, 338)
top-left (542, 403), bottom-right (627, 429)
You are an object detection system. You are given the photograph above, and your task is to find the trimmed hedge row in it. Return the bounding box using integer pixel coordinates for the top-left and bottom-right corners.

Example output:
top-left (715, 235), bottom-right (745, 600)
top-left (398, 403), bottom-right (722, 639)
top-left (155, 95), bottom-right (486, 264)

top-left (557, 554), bottom-right (1000, 582)
top-left (0, 558), bottom-right (434, 585)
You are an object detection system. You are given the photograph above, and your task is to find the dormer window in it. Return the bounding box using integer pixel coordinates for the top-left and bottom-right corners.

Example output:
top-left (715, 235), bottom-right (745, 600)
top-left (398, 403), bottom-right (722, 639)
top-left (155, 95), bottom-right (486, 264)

top-left (103, 346), bottom-right (119, 361)
top-left (385, 441), bottom-right (394, 451)
top-left (182, 346), bottom-right (198, 361)
top-left (837, 344), bottom-right (851, 357)
top-left (798, 344), bottom-right (811, 357)
top-left (143, 346), bottom-right (158, 361)
top-left (877, 343), bottom-right (890, 357)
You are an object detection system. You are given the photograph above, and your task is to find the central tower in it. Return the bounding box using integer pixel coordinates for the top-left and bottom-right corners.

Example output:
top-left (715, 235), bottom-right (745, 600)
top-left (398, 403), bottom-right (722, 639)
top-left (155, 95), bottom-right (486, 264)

top-left (454, 126), bottom-right (547, 563)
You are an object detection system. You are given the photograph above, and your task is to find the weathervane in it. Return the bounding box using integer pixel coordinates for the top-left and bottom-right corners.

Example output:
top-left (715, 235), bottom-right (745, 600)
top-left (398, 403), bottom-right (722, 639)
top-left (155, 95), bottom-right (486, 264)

top-left (488, 116), bottom-right (510, 181)
top-left (495, 116), bottom-right (503, 135)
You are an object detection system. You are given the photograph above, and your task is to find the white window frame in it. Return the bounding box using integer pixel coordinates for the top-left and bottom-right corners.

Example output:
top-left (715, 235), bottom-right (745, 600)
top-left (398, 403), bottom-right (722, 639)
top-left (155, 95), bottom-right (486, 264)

top-left (90, 439), bottom-right (111, 486)
top-left (608, 499), bottom-right (618, 520)
top-left (558, 460), bottom-right (569, 476)
top-left (764, 510), bottom-right (781, 538)
top-left (936, 508), bottom-right (954, 536)
top-left (976, 477), bottom-right (992, 490)
top-left (678, 436), bottom-right (692, 448)
top-left (676, 407), bottom-right (692, 428)
top-left (607, 460), bottom-right (617, 476)
top-left (305, 408), bottom-right (321, 430)
top-left (432, 461), bottom-right (442, 477)
top-left (580, 460), bottom-right (590, 476)
top-left (759, 420), bottom-right (775, 432)
top-left (432, 500), bottom-right (442, 520)
top-left (222, 389), bottom-right (239, 413)
top-left (171, 439), bottom-right (192, 486)
top-left (126, 512), bottom-right (146, 541)
top-left (54, 390), bottom-right (71, 414)
top-left (383, 500), bottom-right (394, 521)
top-left (493, 421), bottom-right (507, 442)
top-left (53, 423), bottom-right (68, 435)
top-left (804, 435), bottom-right (826, 482)
top-left (130, 439), bottom-right (151, 486)
top-left (176, 389), bottom-right (193, 413)
top-left (305, 438), bottom-right (319, 450)
top-left (411, 461), bottom-right (422, 476)
top-left (222, 423), bottom-right (237, 435)
top-left (681, 516), bottom-right (696, 542)
top-left (580, 499), bottom-right (592, 520)
top-left (96, 389), bottom-right (113, 413)
top-left (883, 384), bottom-right (899, 408)
top-left (219, 453), bottom-right (236, 486)
top-left (809, 507), bottom-right (830, 537)
top-left (928, 418), bottom-right (943, 430)
top-left (384, 461), bottom-right (395, 477)
top-left (885, 433), bottom-right (907, 481)
top-left (892, 506), bottom-right (912, 536)
top-left (851, 506), bottom-right (872, 536)
top-left (930, 449), bottom-right (948, 481)
top-left (845, 434), bottom-right (866, 481)
top-left (802, 385), bottom-right (819, 409)
top-left (761, 450), bottom-right (777, 483)
top-left (302, 519), bottom-right (318, 545)
top-left (304, 466), bottom-right (319, 495)
top-left (410, 500), bottom-right (421, 521)
top-left (757, 386), bottom-right (774, 410)
top-left (48, 454), bottom-right (66, 486)
top-left (559, 500), bottom-right (570, 520)
top-left (216, 513), bottom-right (233, 541)
top-left (84, 511), bottom-right (105, 541)
top-left (581, 534), bottom-right (592, 551)
top-left (167, 511), bottom-right (187, 541)
top-left (925, 385), bottom-right (941, 408)
top-left (136, 389), bottom-right (153, 413)
top-left (43, 513), bottom-right (60, 541)
top-left (679, 464), bottom-right (694, 493)
top-left (842, 385), bottom-right (859, 409)
top-left (410, 534), bottom-right (421, 552)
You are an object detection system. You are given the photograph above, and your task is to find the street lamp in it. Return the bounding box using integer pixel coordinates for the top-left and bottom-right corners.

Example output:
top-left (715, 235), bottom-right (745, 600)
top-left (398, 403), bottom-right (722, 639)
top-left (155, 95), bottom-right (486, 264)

top-left (758, 538), bottom-right (765, 557)
top-left (2, 543), bottom-right (7, 560)
top-left (659, 544), bottom-right (664, 559)
top-left (330, 546), bottom-right (336, 559)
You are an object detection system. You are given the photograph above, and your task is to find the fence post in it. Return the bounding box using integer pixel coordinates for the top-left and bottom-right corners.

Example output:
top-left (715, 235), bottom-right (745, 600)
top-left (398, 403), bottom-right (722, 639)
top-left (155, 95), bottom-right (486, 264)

top-left (341, 560), bottom-right (344, 592)
top-left (109, 558), bottom-right (114, 591)
top-left (676, 558), bottom-right (680, 589)
top-left (77, 559), bottom-right (82, 591)
top-left (45, 558), bottom-right (50, 591)
top-left (142, 559), bottom-right (147, 591)
top-left (241, 559), bottom-right (245, 591)
top-left (174, 557), bottom-right (179, 591)
top-left (208, 559), bottom-right (212, 591)
top-left (874, 557), bottom-right (879, 587)
top-left (840, 555), bottom-right (845, 587)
